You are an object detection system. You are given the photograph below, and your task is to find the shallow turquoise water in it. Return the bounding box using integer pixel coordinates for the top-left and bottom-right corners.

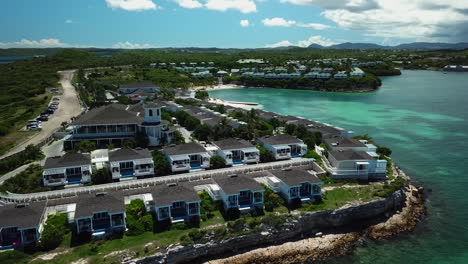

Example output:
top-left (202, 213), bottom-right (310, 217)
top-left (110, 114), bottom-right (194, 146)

top-left (209, 70), bottom-right (468, 264)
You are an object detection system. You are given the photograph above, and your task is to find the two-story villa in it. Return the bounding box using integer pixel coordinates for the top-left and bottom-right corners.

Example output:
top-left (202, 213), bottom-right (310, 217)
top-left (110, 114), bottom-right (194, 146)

top-left (74, 192), bottom-right (126, 238)
top-left (326, 150), bottom-right (387, 180)
top-left (163, 142), bottom-right (210, 172)
top-left (64, 102), bottom-right (170, 150)
top-left (257, 134), bottom-right (307, 160)
top-left (151, 184), bottom-right (201, 224)
top-left (43, 153), bottom-right (92, 186)
top-left (215, 174), bottom-right (264, 213)
top-left (212, 138), bottom-right (259, 165)
top-left (266, 168), bottom-right (322, 204)
top-left (109, 148), bottom-right (154, 180)
top-left (0, 202), bottom-right (46, 250)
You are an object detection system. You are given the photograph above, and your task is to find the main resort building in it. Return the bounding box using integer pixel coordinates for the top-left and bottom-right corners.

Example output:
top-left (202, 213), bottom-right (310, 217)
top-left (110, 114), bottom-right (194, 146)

top-left (64, 102), bottom-right (173, 150)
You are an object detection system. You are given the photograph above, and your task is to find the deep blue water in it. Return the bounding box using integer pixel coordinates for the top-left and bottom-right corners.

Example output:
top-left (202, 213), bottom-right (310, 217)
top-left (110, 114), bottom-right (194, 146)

top-left (0, 56), bottom-right (32, 64)
top-left (209, 70), bottom-right (468, 264)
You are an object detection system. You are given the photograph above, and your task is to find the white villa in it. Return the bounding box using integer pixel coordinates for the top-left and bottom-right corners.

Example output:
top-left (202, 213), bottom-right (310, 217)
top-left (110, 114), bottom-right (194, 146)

top-left (151, 184), bottom-right (201, 224)
top-left (212, 138), bottom-right (259, 165)
top-left (257, 134), bottom-right (307, 160)
top-left (43, 153), bottom-right (92, 186)
top-left (109, 148), bottom-right (154, 180)
top-left (163, 142), bottom-right (210, 172)
top-left (214, 174), bottom-right (264, 213)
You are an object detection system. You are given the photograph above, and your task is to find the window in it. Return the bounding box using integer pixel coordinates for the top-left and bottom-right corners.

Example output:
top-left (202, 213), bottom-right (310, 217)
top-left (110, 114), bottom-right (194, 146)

top-left (120, 161), bottom-right (133, 170)
top-left (149, 109), bottom-right (153, 117)
top-left (228, 195), bottom-right (237, 207)
top-left (66, 167), bottom-right (82, 175)
top-left (157, 109), bottom-right (160, 116)
top-left (158, 207), bottom-right (169, 219)
top-left (112, 214), bottom-right (124, 227)
top-left (312, 184), bottom-right (321, 194)
top-left (93, 212), bottom-right (109, 220)
top-left (290, 187), bottom-right (299, 198)
top-left (254, 192), bottom-right (263, 203)
top-left (172, 201), bottom-right (185, 208)
top-left (78, 218), bottom-right (91, 232)
top-left (188, 203), bottom-right (199, 215)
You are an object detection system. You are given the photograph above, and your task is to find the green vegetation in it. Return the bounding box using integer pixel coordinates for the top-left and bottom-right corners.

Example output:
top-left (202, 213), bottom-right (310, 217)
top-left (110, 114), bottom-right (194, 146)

top-left (0, 144), bottom-right (44, 175)
top-left (126, 199), bottom-right (154, 236)
top-left (75, 140), bottom-right (96, 153)
top-left (152, 150), bottom-right (171, 176)
top-left (303, 150), bottom-right (322, 161)
top-left (39, 213), bottom-right (70, 251)
top-left (195, 90), bottom-right (209, 100)
top-left (361, 65), bottom-right (401, 76)
top-left (209, 155), bottom-right (227, 169)
top-left (0, 164), bottom-right (57, 194)
top-left (91, 168), bottom-right (112, 185)
top-left (263, 185), bottom-right (285, 212)
top-left (258, 145), bottom-right (275, 163)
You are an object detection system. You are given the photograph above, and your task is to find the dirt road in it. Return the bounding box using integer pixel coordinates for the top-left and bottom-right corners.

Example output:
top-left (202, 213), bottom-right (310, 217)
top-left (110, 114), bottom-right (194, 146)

top-left (0, 70), bottom-right (83, 159)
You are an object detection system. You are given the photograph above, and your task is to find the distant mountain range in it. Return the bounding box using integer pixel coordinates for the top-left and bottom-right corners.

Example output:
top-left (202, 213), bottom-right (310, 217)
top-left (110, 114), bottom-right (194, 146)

top-left (304, 42), bottom-right (468, 50)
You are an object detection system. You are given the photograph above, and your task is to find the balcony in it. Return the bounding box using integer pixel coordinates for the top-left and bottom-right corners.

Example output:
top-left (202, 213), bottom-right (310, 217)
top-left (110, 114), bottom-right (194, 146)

top-left (171, 207), bottom-right (187, 219)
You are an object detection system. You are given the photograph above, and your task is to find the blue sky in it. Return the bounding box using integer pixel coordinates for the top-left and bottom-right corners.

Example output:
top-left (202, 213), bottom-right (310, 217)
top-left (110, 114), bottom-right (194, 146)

top-left (1, 0), bottom-right (467, 49)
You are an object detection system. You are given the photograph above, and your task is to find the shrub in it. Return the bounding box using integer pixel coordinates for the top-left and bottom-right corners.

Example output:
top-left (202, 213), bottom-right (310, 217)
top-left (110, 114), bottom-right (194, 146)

top-left (227, 218), bottom-right (246, 233)
top-left (91, 168), bottom-right (112, 185)
top-left (303, 150), bottom-right (322, 161)
top-left (263, 185), bottom-right (284, 212)
top-left (0, 144), bottom-right (44, 175)
top-left (195, 90), bottom-right (209, 100)
top-left (199, 191), bottom-right (218, 220)
top-left (258, 145), bottom-right (275, 163)
top-left (125, 214), bottom-right (145, 236)
top-left (261, 214), bottom-right (287, 231)
top-left (377, 146), bottom-right (392, 157)
top-left (209, 155), bottom-right (226, 169)
top-left (152, 150), bottom-right (171, 176)
top-left (39, 213), bottom-right (69, 251)
top-left (125, 199), bottom-right (153, 236)
top-left (76, 140), bottom-right (96, 153)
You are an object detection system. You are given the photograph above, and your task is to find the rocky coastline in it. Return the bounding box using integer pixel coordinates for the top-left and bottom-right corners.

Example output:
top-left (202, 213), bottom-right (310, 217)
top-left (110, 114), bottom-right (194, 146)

top-left (126, 166), bottom-right (426, 264)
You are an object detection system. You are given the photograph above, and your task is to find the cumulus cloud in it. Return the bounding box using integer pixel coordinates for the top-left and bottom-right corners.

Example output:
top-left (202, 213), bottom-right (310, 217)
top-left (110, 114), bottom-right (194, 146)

top-left (262, 17), bottom-right (296, 27)
top-left (265, 35), bottom-right (337, 48)
top-left (112, 41), bottom-right (156, 49)
top-left (240, 19), bottom-right (250, 27)
top-left (172, 0), bottom-right (257, 13)
top-left (281, 0), bottom-right (468, 42)
top-left (262, 17), bottom-right (331, 30)
top-left (105, 0), bottom-right (158, 11)
top-left (0, 39), bottom-right (73, 48)
top-left (173, 0), bottom-right (202, 9)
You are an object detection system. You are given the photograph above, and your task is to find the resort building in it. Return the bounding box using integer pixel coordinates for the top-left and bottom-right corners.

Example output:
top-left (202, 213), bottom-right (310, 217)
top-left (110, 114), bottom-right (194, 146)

top-left (324, 137), bottom-right (369, 151)
top-left (212, 138), bottom-right (260, 165)
top-left (192, 71), bottom-right (213, 78)
top-left (118, 82), bottom-right (159, 95)
top-left (323, 149), bottom-right (387, 180)
top-left (334, 72), bottom-right (348, 79)
top-left (350, 67), bottom-right (365, 77)
top-left (151, 184), bottom-right (201, 224)
top-left (0, 202), bottom-right (46, 250)
top-left (74, 192), bottom-right (126, 238)
top-left (304, 72), bottom-right (319, 79)
top-left (163, 142), bottom-right (210, 172)
top-left (317, 73), bottom-right (332, 79)
top-left (266, 168), bottom-right (322, 204)
top-left (217, 70), bottom-right (228, 77)
top-left (43, 153), bottom-right (92, 186)
top-left (214, 174), bottom-right (264, 213)
top-left (64, 102), bottom-right (170, 150)
top-left (257, 134), bottom-right (307, 160)
top-left (109, 148), bottom-right (154, 180)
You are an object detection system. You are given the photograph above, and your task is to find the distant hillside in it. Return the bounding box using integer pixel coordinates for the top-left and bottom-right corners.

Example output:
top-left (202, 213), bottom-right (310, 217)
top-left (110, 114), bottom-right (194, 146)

top-left (306, 42), bottom-right (468, 50)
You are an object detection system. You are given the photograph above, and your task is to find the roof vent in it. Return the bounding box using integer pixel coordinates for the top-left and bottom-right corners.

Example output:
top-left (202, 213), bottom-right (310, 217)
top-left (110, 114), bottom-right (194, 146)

top-left (167, 182), bottom-right (177, 187)
top-left (228, 174), bottom-right (238, 178)
top-left (15, 203), bottom-right (29, 208)
top-left (96, 192), bottom-right (107, 197)
top-left (282, 168), bottom-right (292, 172)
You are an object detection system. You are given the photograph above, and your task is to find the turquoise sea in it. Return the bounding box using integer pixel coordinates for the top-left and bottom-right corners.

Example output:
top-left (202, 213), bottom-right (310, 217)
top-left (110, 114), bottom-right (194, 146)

top-left (209, 70), bottom-right (468, 264)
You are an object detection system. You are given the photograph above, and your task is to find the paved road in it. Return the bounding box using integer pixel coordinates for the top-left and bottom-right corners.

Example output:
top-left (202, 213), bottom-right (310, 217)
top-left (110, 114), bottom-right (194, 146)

top-left (0, 70), bottom-right (83, 159)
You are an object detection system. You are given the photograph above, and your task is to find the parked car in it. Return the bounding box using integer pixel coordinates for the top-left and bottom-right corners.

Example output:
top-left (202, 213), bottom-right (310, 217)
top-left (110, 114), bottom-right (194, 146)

top-left (52, 97), bottom-right (60, 101)
top-left (38, 114), bottom-right (49, 121)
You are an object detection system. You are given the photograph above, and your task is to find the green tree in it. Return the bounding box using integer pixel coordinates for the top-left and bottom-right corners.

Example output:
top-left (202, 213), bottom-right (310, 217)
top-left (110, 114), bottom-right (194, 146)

top-left (152, 150), bottom-right (171, 176)
top-left (135, 131), bottom-right (149, 148)
top-left (377, 146), bottom-right (392, 157)
top-left (126, 199), bottom-right (153, 236)
top-left (172, 130), bottom-right (185, 144)
top-left (193, 124), bottom-right (212, 141)
top-left (76, 140), bottom-right (96, 153)
top-left (210, 155), bottom-right (227, 169)
top-left (91, 168), bottom-right (112, 185)
top-left (39, 213), bottom-right (69, 251)
top-left (263, 185), bottom-right (284, 212)
top-left (195, 90), bottom-right (209, 100)
top-left (258, 145), bottom-right (275, 163)
top-left (123, 138), bottom-right (136, 149)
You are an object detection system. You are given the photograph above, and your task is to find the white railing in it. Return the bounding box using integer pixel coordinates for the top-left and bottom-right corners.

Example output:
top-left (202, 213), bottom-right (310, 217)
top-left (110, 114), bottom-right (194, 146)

top-left (329, 168), bottom-right (369, 176)
top-left (0, 158), bottom-right (316, 203)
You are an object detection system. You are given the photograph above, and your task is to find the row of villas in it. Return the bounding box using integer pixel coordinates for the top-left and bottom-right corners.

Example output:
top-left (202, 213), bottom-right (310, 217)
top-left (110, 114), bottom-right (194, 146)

top-left (241, 70), bottom-right (364, 80)
top-left (0, 166), bottom-right (323, 250)
top-left (150, 62), bottom-right (215, 68)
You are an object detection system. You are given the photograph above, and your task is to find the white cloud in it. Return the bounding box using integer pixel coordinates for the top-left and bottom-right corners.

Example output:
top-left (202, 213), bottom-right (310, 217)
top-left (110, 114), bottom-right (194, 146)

top-left (173, 0), bottom-right (202, 9)
top-left (105, 0), bottom-right (158, 11)
top-left (281, 0), bottom-right (468, 42)
top-left (240, 19), bottom-right (250, 27)
top-left (112, 41), bottom-right (156, 49)
top-left (0, 39), bottom-right (72, 48)
top-left (172, 0), bottom-right (257, 13)
top-left (262, 17), bottom-right (296, 27)
top-left (265, 35), bottom-right (337, 48)
top-left (296, 23), bottom-right (330, 30)
top-left (204, 0), bottom-right (257, 13)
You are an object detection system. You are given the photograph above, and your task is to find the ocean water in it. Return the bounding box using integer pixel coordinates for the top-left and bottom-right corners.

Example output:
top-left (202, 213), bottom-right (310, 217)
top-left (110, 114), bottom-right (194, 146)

top-left (0, 56), bottom-right (32, 64)
top-left (209, 70), bottom-right (468, 264)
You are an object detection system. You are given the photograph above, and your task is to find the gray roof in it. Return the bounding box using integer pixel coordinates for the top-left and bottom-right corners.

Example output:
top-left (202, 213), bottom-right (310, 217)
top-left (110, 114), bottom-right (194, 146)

top-left (258, 134), bottom-right (302, 146)
top-left (0, 201), bottom-right (46, 229)
top-left (215, 174), bottom-right (264, 194)
top-left (72, 104), bottom-right (143, 126)
top-left (324, 137), bottom-right (366, 148)
top-left (269, 168), bottom-right (322, 186)
top-left (75, 192), bottom-right (125, 218)
top-left (329, 150), bottom-right (373, 161)
top-left (151, 184), bottom-right (200, 207)
top-left (143, 101), bottom-right (163, 109)
top-left (109, 148), bottom-right (152, 162)
top-left (163, 142), bottom-right (207, 156)
top-left (44, 153), bottom-right (91, 169)
top-left (121, 82), bottom-right (158, 89)
top-left (213, 138), bottom-right (255, 150)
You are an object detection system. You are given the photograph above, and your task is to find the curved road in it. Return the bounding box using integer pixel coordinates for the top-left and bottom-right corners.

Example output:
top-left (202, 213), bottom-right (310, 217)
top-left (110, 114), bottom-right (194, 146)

top-left (0, 70), bottom-right (83, 159)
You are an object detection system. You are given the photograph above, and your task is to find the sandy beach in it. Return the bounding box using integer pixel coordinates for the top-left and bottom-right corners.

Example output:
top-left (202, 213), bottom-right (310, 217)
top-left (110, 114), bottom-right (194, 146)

top-left (208, 97), bottom-right (262, 109)
top-left (192, 84), bottom-right (245, 91)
